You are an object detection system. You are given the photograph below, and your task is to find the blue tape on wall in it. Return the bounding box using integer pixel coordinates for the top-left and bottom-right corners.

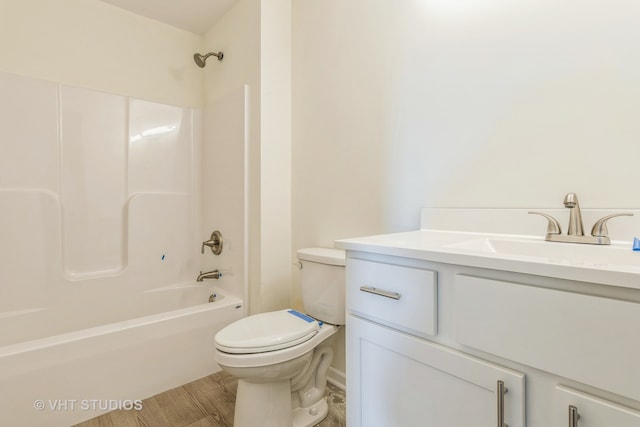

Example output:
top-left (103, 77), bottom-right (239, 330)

top-left (287, 309), bottom-right (315, 323)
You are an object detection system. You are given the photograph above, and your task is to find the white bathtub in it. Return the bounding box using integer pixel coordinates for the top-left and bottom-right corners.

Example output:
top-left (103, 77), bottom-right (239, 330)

top-left (0, 283), bottom-right (244, 427)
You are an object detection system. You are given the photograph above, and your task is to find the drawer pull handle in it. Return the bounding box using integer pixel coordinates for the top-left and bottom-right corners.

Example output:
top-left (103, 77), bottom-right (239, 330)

top-left (569, 405), bottom-right (580, 427)
top-left (359, 286), bottom-right (401, 300)
top-left (497, 380), bottom-right (508, 427)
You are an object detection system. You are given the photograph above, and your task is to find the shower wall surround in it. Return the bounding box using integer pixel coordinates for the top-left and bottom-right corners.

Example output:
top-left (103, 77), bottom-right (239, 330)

top-left (0, 71), bottom-right (201, 308)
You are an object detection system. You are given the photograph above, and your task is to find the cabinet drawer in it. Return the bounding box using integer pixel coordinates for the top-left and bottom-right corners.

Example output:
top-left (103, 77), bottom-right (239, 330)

top-left (554, 385), bottom-right (640, 427)
top-left (454, 274), bottom-right (640, 400)
top-left (347, 258), bottom-right (437, 337)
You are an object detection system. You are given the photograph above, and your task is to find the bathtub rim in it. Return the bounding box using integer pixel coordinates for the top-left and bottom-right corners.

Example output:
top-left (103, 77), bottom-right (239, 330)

top-left (0, 291), bottom-right (242, 359)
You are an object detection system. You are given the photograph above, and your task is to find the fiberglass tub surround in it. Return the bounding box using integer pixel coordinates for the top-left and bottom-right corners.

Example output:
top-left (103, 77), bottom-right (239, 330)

top-left (0, 70), bottom-right (202, 320)
top-left (0, 70), bottom-right (247, 426)
top-left (1, 72), bottom-right (196, 275)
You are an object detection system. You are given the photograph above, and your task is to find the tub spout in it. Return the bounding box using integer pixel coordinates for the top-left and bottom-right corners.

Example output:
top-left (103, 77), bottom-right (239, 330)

top-left (197, 269), bottom-right (222, 282)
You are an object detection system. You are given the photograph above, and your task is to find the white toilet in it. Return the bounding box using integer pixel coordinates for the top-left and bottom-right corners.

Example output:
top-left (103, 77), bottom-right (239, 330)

top-left (214, 247), bottom-right (345, 427)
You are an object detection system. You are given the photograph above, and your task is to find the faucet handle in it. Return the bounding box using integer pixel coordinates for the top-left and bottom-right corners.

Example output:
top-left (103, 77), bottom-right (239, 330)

top-left (590, 213), bottom-right (634, 237)
top-left (201, 230), bottom-right (223, 255)
top-left (528, 211), bottom-right (562, 235)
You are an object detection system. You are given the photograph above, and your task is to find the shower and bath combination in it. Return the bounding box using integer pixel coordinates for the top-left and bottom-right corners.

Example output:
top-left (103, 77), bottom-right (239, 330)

top-left (193, 51), bottom-right (224, 67)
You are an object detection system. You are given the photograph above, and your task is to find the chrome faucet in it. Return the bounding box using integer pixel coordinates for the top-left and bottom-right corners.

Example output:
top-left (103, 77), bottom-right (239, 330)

top-left (197, 269), bottom-right (222, 282)
top-left (529, 192), bottom-right (633, 245)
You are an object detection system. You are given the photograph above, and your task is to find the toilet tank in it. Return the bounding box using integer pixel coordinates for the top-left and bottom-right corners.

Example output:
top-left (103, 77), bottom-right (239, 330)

top-left (297, 247), bottom-right (346, 325)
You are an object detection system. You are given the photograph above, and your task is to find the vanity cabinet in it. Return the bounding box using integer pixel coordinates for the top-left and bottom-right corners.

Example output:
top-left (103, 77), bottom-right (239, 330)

top-left (454, 274), bottom-right (640, 402)
top-left (344, 252), bottom-right (640, 427)
top-left (345, 256), bottom-right (525, 427)
top-left (347, 315), bottom-right (525, 427)
top-left (454, 274), bottom-right (640, 426)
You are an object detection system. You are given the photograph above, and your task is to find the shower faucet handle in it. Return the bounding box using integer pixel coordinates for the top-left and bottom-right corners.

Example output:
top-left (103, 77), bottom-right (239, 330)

top-left (201, 230), bottom-right (223, 255)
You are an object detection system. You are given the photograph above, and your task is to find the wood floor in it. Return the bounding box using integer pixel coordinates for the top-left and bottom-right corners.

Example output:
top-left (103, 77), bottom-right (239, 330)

top-left (74, 371), bottom-right (346, 427)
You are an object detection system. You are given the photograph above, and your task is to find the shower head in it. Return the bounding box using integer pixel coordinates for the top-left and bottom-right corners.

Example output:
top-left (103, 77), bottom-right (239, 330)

top-left (193, 52), bottom-right (224, 68)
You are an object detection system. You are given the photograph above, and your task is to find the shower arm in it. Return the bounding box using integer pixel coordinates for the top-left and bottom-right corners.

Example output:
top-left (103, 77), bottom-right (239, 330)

top-left (194, 51), bottom-right (224, 68)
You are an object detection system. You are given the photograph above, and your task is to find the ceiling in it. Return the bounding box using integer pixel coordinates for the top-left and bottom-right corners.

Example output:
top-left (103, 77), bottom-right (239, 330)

top-left (100, 0), bottom-right (238, 35)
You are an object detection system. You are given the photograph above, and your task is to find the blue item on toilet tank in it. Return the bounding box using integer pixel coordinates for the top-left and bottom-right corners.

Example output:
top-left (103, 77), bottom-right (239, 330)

top-left (287, 309), bottom-right (315, 323)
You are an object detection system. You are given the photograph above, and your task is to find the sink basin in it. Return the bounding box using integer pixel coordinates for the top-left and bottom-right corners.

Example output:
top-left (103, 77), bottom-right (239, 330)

top-left (445, 237), bottom-right (640, 268)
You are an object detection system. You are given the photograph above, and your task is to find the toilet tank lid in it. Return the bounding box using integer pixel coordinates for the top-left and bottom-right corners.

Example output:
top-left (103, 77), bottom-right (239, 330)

top-left (297, 247), bottom-right (345, 266)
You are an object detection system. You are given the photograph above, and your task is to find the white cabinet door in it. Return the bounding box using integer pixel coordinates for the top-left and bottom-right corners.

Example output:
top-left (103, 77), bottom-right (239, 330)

top-left (454, 274), bottom-right (640, 401)
top-left (554, 385), bottom-right (640, 427)
top-left (347, 315), bottom-right (525, 427)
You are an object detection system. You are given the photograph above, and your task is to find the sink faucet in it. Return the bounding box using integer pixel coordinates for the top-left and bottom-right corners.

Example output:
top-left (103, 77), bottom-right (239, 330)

top-left (529, 193), bottom-right (633, 245)
top-left (563, 192), bottom-right (584, 236)
top-left (197, 269), bottom-right (222, 282)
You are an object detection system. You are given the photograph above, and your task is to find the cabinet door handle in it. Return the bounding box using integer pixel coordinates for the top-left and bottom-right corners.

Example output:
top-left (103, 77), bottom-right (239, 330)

top-left (497, 380), bottom-right (508, 427)
top-left (569, 405), bottom-right (580, 427)
top-left (359, 286), bottom-right (401, 300)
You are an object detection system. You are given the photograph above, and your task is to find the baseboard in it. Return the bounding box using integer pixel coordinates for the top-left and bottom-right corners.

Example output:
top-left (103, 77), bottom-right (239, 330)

top-left (327, 367), bottom-right (346, 390)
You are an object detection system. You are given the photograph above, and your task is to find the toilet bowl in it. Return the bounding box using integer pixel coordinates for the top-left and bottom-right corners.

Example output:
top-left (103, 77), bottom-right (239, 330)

top-left (214, 248), bottom-right (345, 427)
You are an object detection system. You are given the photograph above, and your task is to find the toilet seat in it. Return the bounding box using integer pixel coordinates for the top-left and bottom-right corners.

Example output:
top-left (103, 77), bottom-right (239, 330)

top-left (215, 322), bottom-right (338, 369)
top-left (215, 309), bottom-right (320, 354)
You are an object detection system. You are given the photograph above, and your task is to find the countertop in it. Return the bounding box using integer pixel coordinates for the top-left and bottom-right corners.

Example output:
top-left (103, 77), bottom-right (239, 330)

top-left (336, 229), bottom-right (640, 290)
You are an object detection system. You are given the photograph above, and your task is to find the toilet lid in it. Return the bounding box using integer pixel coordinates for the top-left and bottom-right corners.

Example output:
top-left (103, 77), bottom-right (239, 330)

top-left (215, 309), bottom-right (320, 354)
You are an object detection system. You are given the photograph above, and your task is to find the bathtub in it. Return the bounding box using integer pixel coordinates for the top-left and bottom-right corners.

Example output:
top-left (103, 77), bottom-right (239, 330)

top-left (0, 283), bottom-right (244, 427)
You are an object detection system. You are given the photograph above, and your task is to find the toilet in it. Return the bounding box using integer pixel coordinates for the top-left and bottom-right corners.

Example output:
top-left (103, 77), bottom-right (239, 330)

top-left (214, 247), bottom-right (345, 427)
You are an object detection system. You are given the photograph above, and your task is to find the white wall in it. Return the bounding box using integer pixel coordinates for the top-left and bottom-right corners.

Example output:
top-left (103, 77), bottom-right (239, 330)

top-left (292, 0), bottom-right (640, 379)
top-left (201, 86), bottom-right (249, 305)
top-left (259, 0), bottom-right (292, 312)
top-left (204, 0), bottom-right (262, 313)
top-left (292, 0), bottom-right (640, 242)
top-left (0, 0), bottom-right (203, 108)
top-left (204, 0), bottom-right (293, 314)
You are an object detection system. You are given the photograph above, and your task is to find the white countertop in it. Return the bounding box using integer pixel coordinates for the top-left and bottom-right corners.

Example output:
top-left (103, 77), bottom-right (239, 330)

top-left (335, 228), bottom-right (640, 290)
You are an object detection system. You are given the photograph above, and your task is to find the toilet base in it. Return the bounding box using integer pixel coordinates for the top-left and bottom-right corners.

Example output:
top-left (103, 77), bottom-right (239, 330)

top-left (292, 397), bottom-right (329, 427)
top-left (231, 379), bottom-right (329, 427)
top-left (234, 379), bottom-right (293, 427)
top-left (217, 325), bottom-right (340, 427)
